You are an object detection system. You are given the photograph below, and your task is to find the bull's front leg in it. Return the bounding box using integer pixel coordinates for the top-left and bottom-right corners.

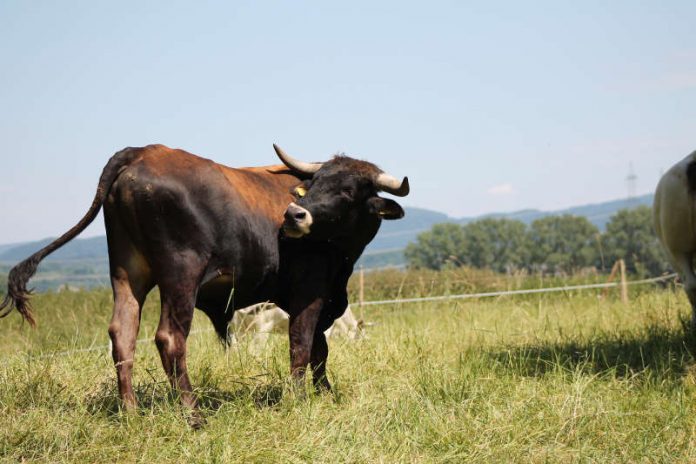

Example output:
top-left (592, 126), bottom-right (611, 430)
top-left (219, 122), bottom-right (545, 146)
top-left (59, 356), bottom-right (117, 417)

top-left (310, 330), bottom-right (331, 391)
top-left (288, 297), bottom-right (324, 389)
top-left (310, 290), bottom-right (348, 392)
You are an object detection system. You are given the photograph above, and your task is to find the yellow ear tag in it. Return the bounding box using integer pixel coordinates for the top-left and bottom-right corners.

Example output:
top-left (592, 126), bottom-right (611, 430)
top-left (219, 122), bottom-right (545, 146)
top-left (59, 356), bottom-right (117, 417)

top-left (295, 186), bottom-right (307, 197)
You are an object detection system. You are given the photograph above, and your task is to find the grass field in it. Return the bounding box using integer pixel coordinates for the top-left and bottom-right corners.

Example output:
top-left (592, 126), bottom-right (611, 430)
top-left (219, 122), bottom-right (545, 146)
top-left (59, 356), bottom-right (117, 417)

top-left (1, 273), bottom-right (695, 462)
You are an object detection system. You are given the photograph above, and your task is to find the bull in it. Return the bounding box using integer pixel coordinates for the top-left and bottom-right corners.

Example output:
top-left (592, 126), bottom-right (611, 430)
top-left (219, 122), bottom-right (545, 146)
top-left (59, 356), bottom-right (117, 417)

top-left (0, 143), bottom-right (409, 422)
top-left (654, 150), bottom-right (696, 327)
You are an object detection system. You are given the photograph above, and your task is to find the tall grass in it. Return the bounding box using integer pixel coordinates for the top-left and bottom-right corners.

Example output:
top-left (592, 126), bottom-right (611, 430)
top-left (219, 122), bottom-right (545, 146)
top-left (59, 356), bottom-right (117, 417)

top-left (0, 274), bottom-right (694, 462)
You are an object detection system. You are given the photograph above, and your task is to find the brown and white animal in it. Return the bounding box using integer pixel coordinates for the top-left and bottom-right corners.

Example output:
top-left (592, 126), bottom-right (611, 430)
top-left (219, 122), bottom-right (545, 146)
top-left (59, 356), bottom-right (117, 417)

top-left (654, 150), bottom-right (696, 327)
top-left (0, 143), bottom-right (408, 423)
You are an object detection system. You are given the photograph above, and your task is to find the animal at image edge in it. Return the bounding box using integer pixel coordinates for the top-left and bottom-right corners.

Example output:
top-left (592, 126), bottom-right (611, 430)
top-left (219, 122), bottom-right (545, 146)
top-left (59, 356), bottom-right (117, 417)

top-left (654, 150), bottom-right (696, 327)
top-left (0, 143), bottom-right (409, 424)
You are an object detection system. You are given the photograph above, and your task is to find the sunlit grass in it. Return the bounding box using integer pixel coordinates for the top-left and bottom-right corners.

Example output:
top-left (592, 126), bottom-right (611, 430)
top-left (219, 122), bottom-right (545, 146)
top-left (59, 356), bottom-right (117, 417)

top-left (0, 279), bottom-right (694, 462)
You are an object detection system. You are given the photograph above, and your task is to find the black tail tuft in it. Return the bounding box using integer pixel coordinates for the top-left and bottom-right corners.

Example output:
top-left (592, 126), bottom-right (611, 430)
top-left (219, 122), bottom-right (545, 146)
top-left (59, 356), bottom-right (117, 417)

top-left (0, 256), bottom-right (42, 327)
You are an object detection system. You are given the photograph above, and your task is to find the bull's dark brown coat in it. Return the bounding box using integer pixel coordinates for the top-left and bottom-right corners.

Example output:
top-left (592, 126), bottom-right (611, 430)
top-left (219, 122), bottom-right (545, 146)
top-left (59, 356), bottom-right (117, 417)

top-left (0, 144), bottom-right (408, 423)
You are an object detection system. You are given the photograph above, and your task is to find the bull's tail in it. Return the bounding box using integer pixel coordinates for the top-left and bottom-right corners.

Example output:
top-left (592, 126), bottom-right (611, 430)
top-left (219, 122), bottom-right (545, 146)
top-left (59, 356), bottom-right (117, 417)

top-left (0, 148), bottom-right (141, 326)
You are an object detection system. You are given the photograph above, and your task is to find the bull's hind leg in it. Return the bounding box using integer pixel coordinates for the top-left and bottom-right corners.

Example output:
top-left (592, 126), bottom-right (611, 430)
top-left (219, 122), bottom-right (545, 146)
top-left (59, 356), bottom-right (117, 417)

top-left (105, 205), bottom-right (153, 411)
top-left (154, 269), bottom-right (202, 424)
top-left (108, 266), bottom-right (151, 410)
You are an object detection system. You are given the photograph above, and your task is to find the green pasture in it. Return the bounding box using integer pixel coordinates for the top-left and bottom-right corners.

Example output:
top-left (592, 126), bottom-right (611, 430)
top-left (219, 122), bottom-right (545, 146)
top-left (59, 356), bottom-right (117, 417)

top-left (0, 273), bottom-right (694, 462)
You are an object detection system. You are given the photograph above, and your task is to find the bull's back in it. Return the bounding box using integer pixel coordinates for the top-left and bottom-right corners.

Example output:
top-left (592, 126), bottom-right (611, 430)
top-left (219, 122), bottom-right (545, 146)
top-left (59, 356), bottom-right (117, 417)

top-left (105, 144), bottom-right (300, 306)
top-left (108, 145), bottom-right (296, 246)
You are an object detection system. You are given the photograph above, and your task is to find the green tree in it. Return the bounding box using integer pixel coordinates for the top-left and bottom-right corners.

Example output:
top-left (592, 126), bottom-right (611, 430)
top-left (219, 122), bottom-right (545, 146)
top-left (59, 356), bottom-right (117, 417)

top-left (462, 218), bottom-right (530, 272)
top-left (405, 223), bottom-right (468, 270)
top-left (602, 206), bottom-right (670, 276)
top-left (528, 215), bottom-right (600, 273)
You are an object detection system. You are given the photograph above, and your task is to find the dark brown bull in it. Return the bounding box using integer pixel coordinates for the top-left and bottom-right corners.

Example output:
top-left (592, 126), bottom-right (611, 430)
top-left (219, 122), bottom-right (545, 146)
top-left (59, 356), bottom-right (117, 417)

top-left (0, 143), bottom-right (408, 423)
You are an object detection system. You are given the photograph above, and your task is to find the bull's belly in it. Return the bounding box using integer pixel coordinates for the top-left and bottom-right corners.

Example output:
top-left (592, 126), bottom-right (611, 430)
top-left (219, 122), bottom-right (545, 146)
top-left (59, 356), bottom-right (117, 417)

top-left (196, 273), bottom-right (277, 315)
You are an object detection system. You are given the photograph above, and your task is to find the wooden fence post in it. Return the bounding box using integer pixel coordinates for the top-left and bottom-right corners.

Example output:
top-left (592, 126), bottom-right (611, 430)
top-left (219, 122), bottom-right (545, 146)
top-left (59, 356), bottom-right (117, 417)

top-left (619, 259), bottom-right (628, 304)
top-left (601, 260), bottom-right (620, 300)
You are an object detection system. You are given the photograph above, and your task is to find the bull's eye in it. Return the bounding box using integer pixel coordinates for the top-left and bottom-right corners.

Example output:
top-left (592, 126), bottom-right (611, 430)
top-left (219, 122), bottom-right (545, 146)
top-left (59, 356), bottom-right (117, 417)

top-left (341, 187), bottom-right (354, 199)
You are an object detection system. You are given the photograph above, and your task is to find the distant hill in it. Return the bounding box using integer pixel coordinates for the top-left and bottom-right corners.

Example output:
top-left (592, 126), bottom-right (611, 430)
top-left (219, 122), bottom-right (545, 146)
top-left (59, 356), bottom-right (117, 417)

top-left (461, 194), bottom-right (654, 230)
top-left (0, 236), bottom-right (107, 262)
top-left (0, 193), bottom-right (654, 290)
top-left (355, 193), bottom-right (654, 268)
top-left (0, 236), bottom-right (109, 292)
top-left (0, 242), bottom-right (24, 255)
top-left (365, 207), bottom-right (449, 252)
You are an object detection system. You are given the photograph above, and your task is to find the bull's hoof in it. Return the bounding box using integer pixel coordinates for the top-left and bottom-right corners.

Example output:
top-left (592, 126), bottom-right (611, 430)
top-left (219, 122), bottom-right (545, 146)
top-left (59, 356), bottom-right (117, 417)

top-left (121, 402), bottom-right (138, 413)
top-left (187, 411), bottom-right (206, 430)
top-left (313, 377), bottom-right (332, 393)
top-left (289, 377), bottom-right (309, 400)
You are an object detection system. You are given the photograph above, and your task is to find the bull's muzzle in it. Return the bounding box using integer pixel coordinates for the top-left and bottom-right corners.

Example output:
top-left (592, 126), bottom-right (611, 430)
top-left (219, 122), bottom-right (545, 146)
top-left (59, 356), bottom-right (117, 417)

top-left (282, 202), bottom-right (313, 238)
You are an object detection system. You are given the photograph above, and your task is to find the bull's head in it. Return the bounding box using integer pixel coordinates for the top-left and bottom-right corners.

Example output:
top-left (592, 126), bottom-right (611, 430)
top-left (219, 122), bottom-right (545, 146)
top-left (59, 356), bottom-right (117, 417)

top-left (273, 144), bottom-right (409, 241)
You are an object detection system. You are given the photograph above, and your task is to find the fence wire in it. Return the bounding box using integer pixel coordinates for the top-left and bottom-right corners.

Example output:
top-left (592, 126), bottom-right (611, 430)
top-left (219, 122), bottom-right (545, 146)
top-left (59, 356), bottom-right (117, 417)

top-left (13, 273), bottom-right (678, 361)
top-left (359, 273), bottom-right (678, 306)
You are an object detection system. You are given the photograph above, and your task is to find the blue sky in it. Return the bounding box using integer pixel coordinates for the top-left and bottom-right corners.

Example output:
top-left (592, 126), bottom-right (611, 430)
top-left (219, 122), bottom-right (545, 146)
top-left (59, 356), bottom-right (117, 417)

top-left (1, 1), bottom-right (694, 244)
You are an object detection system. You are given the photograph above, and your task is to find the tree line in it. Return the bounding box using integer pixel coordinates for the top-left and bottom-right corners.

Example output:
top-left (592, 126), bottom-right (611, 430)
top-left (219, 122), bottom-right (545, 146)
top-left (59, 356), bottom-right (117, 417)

top-left (404, 206), bottom-right (669, 276)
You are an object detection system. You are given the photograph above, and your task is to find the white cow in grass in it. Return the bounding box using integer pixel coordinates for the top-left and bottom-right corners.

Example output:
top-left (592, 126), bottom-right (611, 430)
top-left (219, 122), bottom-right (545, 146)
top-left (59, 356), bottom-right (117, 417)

top-left (230, 303), bottom-right (364, 345)
top-left (654, 150), bottom-right (696, 327)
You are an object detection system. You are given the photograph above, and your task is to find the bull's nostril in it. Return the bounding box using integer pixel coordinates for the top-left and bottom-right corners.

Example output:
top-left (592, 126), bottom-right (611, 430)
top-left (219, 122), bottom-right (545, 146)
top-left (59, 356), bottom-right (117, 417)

top-left (294, 211), bottom-right (307, 220)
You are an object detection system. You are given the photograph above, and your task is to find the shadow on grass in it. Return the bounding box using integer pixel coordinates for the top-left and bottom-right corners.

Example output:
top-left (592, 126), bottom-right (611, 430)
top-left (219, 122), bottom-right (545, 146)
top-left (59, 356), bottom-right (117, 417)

top-left (197, 382), bottom-right (286, 410)
top-left (490, 318), bottom-right (696, 382)
top-left (85, 377), bottom-right (295, 420)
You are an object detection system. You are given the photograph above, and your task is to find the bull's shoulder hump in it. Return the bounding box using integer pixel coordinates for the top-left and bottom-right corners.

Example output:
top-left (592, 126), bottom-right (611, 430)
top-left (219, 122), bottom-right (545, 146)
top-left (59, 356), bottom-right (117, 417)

top-left (221, 164), bottom-right (297, 177)
top-left (219, 164), bottom-right (302, 189)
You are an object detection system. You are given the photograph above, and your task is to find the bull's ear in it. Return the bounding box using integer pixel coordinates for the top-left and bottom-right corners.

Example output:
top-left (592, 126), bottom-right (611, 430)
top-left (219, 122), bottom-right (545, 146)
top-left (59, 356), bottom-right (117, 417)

top-left (367, 197), bottom-right (405, 220)
top-left (291, 180), bottom-right (311, 198)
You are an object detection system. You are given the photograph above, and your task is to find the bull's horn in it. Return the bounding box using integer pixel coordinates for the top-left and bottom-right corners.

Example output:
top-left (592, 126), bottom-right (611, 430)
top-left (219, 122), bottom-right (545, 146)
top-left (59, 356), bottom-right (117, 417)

top-left (376, 173), bottom-right (410, 197)
top-left (273, 144), bottom-right (323, 175)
